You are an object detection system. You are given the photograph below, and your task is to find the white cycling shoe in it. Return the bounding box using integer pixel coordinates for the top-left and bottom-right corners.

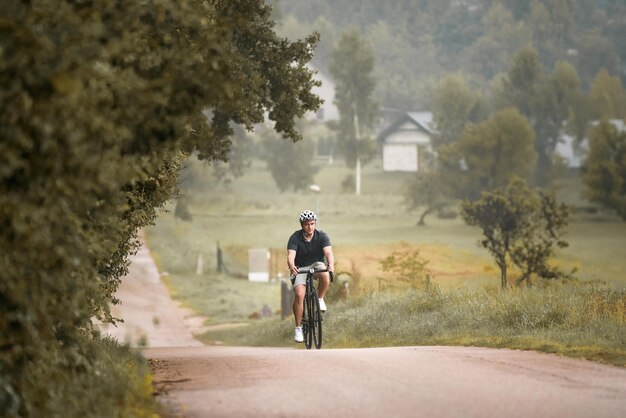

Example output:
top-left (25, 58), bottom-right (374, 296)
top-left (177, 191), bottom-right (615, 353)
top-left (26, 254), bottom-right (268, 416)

top-left (294, 326), bottom-right (304, 343)
top-left (318, 298), bottom-right (327, 312)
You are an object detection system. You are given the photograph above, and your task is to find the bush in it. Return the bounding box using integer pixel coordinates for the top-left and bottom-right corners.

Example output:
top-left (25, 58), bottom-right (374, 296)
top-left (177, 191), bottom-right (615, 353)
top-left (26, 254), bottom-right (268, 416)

top-left (0, 334), bottom-right (157, 418)
top-left (1, 1), bottom-right (320, 415)
top-left (380, 248), bottom-right (429, 290)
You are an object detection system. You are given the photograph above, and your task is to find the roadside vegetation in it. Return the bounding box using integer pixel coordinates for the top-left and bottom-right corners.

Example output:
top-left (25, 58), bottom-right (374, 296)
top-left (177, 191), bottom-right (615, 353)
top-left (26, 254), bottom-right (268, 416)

top-left (202, 285), bottom-right (626, 367)
top-left (145, 157), bottom-right (626, 367)
top-left (1, 1), bottom-right (320, 416)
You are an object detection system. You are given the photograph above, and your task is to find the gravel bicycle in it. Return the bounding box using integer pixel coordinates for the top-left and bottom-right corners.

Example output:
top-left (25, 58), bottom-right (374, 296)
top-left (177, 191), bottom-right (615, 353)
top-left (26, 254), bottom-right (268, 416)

top-left (298, 266), bottom-right (333, 349)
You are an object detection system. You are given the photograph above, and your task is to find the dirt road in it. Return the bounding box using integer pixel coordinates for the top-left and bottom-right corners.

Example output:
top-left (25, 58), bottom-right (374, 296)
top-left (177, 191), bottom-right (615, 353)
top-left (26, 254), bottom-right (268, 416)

top-left (146, 345), bottom-right (626, 418)
top-left (98, 239), bottom-right (204, 348)
top-left (104, 240), bottom-right (626, 417)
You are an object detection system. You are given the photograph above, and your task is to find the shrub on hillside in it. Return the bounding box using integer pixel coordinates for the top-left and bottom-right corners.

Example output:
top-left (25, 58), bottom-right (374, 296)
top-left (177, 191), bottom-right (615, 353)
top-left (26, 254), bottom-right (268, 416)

top-left (380, 248), bottom-right (430, 290)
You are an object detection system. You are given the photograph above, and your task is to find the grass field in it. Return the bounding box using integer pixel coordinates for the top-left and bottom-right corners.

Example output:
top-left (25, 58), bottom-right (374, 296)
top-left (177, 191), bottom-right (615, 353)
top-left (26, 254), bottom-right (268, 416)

top-left (144, 156), bottom-right (626, 365)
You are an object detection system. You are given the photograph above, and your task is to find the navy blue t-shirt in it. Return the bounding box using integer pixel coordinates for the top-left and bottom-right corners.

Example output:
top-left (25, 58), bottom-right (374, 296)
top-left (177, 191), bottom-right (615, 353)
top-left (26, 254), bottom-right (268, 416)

top-left (287, 229), bottom-right (331, 267)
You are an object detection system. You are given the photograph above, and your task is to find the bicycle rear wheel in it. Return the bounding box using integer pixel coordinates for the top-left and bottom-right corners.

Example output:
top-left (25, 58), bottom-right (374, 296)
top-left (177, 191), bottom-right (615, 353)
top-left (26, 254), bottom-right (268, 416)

top-left (311, 288), bottom-right (322, 349)
top-left (303, 293), bottom-right (313, 349)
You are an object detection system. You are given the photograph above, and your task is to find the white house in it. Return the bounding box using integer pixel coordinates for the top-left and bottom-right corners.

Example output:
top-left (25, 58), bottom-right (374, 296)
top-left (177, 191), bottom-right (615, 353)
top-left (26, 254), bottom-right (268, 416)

top-left (377, 112), bottom-right (434, 172)
top-left (377, 114), bottom-right (625, 172)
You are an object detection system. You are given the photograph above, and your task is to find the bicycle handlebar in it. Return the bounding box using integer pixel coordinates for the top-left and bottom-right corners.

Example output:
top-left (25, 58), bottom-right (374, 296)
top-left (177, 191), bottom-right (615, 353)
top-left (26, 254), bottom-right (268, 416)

top-left (296, 267), bottom-right (334, 282)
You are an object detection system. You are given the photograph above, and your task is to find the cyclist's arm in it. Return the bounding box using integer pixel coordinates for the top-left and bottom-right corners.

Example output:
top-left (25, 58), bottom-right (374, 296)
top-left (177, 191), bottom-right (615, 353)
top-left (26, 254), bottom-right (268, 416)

top-left (287, 249), bottom-right (298, 276)
top-left (323, 245), bottom-right (334, 272)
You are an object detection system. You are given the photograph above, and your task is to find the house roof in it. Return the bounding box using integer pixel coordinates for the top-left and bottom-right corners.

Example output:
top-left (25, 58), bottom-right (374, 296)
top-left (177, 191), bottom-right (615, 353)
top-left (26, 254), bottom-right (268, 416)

top-left (377, 111), bottom-right (434, 143)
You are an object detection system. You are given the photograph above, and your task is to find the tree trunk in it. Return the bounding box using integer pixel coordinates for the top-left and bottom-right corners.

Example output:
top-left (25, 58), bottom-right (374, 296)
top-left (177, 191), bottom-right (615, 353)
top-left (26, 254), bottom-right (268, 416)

top-left (516, 273), bottom-right (530, 287)
top-left (417, 207), bottom-right (434, 226)
top-left (498, 257), bottom-right (508, 289)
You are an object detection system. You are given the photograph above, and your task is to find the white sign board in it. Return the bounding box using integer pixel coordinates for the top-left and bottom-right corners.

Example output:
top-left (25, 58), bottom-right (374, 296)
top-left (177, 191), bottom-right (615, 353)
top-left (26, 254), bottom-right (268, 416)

top-left (248, 248), bottom-right (270, 282)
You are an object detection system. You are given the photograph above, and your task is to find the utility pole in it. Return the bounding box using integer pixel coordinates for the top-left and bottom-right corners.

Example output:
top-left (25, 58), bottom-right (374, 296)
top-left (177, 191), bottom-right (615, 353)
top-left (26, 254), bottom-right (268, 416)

top-left (353, 105), bottom-right (361, 195)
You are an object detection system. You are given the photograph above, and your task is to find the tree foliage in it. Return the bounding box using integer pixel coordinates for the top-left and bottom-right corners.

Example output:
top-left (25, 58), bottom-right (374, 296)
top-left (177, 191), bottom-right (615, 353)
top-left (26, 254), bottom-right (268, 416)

top-left (404, 171), bottom-right (449, 226)
top-left (278, 0), bottom-right (626, 190)
top-left (582, 120), bottom-right (626, 220)
top-left (0, 0), bottom-right (321, 416)
top-left (431, 73), bottom-right (482, 148)
top-left (492, 47), bottom-right (591, 184)
top-left (576, 33), bottom-right (622, 89)
top-left (329, 29), bottom-right (378, 172)
top-left (588, 69), bottom-right (626, 120)
top-left (278, 0), bottom-right (626, 109)
top-left (491, 48), bottom-right (546, 180)
top-left (461, 177), bottom-right (571, 289)
top-left (510, 191), bottom-right (572, 286)
top-left (260, 125), bottom-right (318, 192)
top-left (440, 107), bottom-right (537, 199)
top-left (462, 3), bottom-right (531, 81)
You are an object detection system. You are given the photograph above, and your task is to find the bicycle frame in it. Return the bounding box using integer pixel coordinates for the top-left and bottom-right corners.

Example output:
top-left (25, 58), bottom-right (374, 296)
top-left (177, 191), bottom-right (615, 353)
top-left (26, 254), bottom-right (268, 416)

top-left (298, 267), bottom-right (332, 349)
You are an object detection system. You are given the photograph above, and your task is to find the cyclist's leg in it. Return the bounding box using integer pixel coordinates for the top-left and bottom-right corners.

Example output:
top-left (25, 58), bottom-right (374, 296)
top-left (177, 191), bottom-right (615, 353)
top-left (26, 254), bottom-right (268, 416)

top-left (292, 272), bottom-right (307, 326)
top-left (316, 273), bottom-right (330, 299)
top-left (311, 261), bottom-right (330, 300)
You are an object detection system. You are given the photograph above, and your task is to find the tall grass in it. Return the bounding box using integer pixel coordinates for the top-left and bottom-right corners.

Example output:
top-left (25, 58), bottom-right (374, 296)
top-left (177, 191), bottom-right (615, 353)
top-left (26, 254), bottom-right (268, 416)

top-left (148, 157), bottom-right (626, 366)
top-left (201, 283), bottom-right (626, 366)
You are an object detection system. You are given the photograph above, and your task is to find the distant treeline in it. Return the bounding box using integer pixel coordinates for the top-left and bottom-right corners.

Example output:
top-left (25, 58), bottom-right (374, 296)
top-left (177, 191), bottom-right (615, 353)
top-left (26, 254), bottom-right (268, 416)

top-left (275, 0), bottom-right (626, 109)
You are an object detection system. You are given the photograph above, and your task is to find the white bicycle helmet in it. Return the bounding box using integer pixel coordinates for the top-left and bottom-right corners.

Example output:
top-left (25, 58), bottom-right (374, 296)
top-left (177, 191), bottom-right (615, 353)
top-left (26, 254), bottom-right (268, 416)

top-left (299, 210), bottom-right (318, 223)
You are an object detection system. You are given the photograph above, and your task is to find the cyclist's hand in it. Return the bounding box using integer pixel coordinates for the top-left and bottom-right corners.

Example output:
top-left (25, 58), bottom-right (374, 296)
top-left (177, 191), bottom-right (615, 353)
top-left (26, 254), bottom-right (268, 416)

top-left (290, 266), bottom-right (299, 276)
top-left (327, 264), bottom-right (334, 283)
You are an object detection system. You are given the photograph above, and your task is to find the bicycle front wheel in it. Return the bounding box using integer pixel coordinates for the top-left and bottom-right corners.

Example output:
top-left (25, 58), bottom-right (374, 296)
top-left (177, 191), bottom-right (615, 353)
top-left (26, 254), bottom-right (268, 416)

top-left (311, 288), bottom-right (322, 349)
top-left (303, 293), bottom-right (313, 349)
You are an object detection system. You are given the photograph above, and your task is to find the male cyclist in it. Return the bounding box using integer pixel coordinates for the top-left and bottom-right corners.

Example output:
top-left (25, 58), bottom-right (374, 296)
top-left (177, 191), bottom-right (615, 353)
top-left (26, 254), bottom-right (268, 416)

top-left (287, 210), bottom-right (334, 343)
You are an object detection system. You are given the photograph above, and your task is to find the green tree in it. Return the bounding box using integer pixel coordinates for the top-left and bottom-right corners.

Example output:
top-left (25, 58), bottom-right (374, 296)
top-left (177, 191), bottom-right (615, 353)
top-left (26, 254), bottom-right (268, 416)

top-left (582, 120), bottom-right (626, 220)
top-left (368, 21), bottom-right (423, 108)
top-left (529, 0), bottom-right (576, 68)
top-left (260, 126), bottom-right (318, 192)
top-left (536, 60), bottom-right (584, 178)
top-left (404, 171), bottom-right (449, 226)
top-left (548, 61), bottom-right (582, 128)
top-left (576, 34), bottom-right (622, 89)
top-left (461, 177), bottom-right (570, 289)
top-left (494, 47), bottom-right (545, 117)
top-left (329, 29), bottom-right (378, 194)
top-left (441, 108), bottom-right (537, 199)
top-left (0, 0), bottom-right (321, 415)
top-left (462, 36), bottom-right (506, 83)
top-left (462, 3), bottom-right (531, 82)
top-left (431, 73), bottom-right (482, 147)
top-left (495, 47), bottom-right (582, 184)
top-left (510, 190), bottom-right (571, 287)
top-left (588, 69), bottom-right (626, 120)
